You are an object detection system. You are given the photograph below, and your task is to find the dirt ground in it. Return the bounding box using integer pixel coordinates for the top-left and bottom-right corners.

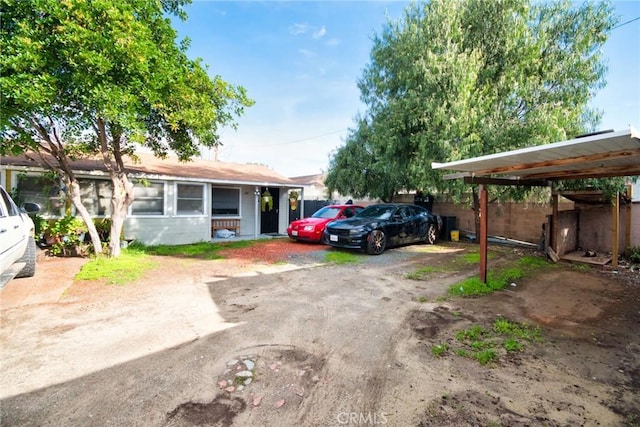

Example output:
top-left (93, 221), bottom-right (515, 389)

top-left (0, 239), bottom-right (639, 426)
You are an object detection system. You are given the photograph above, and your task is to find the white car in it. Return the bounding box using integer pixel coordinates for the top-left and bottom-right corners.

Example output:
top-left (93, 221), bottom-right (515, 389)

top-left (0, 185), bottom-right (38, 287)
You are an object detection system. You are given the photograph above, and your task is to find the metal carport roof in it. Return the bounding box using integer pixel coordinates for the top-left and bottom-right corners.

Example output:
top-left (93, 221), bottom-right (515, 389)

top-left (432, 127), bottom-right (640, 183)
top-left (431, 127), bottom-right (640, 282)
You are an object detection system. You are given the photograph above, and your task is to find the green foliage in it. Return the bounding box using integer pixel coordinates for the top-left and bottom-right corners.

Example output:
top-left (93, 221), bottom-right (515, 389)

top-left (46, 216), bottom-right (88, 256)
top-left (503, 338), bottom-right (524, 352)
top-left (455, 325), bottom-right (488, 341)
top-left (324, 250), bottom-right (363, 265)
top-left (32, 213), bottom-right (49, 238)
top-left (625, 246), bottom-right (640, 263)
top-left (129, 239), bottom-right (254, 260)
top-left (76, 249), bottom-right (157, 285)
top-left (449, 253), bottom-right (550, 296)
top-left (444, 318), bottom-right (542, 365)
top-left (473, 349), bottom-right (498, 366)
top-left (1, 0), bottom-right (253, 256)
top-left (431, 343), bottom-right (449, 357)
top-left (493, 318), bottom-right (542, 342)
top-left (326, 0), bottom-right (618, 202)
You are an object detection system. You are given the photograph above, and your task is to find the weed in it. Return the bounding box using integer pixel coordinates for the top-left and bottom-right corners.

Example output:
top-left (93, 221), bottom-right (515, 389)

top-left (503, 338), bottom-right (524, 352)
top-left (493, 318), bottom-right (542, 342)
top-left (625, 246), bottom-right (640, 263)
top-left (447, 253), bottom-right (551, 297)
top-left (473, 349), bottom-right (498, 365)
top-left (432, 343), bottom-right (449, 357)
top-left (324, 250), bottom-right (362, 264)
top-left (455, 325), bottom-right (487, 341)
top-left (456, 349), bottom-right (471, 357)
top-left (416, 296), bottom-right (428, 303)
top-left (471, 340), bottom-right (494, 350)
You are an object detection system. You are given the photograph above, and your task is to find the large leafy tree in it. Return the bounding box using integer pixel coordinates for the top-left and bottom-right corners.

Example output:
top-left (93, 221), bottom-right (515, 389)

top-left (1, 0), bottom-right (253, 256)
top-left (326, 0), bottom-right (621, 232)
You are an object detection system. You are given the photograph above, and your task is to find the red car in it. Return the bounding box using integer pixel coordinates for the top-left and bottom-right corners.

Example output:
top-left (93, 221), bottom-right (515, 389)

top-left (287, 204), bottom-right (364, 243)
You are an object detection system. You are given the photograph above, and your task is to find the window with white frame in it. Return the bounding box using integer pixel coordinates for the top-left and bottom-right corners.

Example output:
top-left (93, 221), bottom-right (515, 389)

top-left (17, 175), bottom-right (65, 217)
top-left (131, 182), bottom-right (165, 216)
top-left (212, 187), bottom-right (240, 217)
top-left (176, 183), bottom-right (204, 215)
top-left (78, 178), bottom-right (112, 216)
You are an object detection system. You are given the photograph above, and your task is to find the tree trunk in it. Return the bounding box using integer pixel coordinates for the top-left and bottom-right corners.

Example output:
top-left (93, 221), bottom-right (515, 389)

top-left (108, 172), bottom-right (134, 257)
top-left (65, 179), bottom-right (103, 256)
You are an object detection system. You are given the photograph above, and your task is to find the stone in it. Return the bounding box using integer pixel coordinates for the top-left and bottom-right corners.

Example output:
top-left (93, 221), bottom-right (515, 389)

top-left (275, 399), bottom-right (286, 408)
top-left (218, 380), bottom-right (228, 389)
top-left (243, 360), bottom-right (255, 370)
top-left (235, 370), bottom-right (253, 378)
top-left (253, 396), bottom-right (262, 407)
top-left (226, 359), bottom-right (239, 366)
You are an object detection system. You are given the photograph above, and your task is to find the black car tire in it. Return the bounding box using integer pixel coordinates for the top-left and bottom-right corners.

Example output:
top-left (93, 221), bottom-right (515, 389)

top-left (426, 223), bottom-right (438, 245)
top-left (366, 230), bottom-right (386, 255)
top-left (16, 238), bottom-right (37, 278)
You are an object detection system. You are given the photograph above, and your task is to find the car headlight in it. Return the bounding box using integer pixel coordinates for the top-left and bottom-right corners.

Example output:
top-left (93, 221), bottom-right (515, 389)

top-left (303, 225), bottom-right (315, 231)
top-left (349, 227), bottom-right (365, 235)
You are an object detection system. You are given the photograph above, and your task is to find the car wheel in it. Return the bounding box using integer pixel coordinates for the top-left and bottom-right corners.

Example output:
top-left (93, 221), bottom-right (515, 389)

top-left (16, 238), bottom-right (37, 278)
top-left (426, 223), bottom-right (438, 245)
top-left (366, 230), bottom-right (386, 255)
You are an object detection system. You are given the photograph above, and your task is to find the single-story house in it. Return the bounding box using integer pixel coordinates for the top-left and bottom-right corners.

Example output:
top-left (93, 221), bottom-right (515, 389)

top-left (0, 153), bottom-right (305, 245)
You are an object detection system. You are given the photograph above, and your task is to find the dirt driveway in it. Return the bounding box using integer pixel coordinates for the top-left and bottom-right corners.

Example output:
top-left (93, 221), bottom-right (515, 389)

top-left (1, 240), bottom-right (639, 426)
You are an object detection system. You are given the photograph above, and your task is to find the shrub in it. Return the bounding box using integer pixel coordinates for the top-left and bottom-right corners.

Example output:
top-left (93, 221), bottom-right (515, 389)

top-left (625, 246), bottom-right (640, 263)
top-left (46, 216), bottom-right (88, 256)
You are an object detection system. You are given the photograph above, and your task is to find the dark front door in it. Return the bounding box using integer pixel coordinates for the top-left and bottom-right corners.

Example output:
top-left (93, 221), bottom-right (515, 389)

top-left (260, 187), bottom-right (279, 234)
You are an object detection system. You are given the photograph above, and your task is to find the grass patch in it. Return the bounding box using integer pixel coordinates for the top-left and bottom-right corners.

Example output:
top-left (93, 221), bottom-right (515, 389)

top-left (324, 250), bottom-right (363, 264)
top-left (439, 318), bottom-right (543, 366)
top-left (431, 343), bottom-right (449, 357)
top-left (76, 249), bottom-right (157, 285)
top-left (473, 349), bottom-right (498, 365)
top-left (129, 239), bottom-right (255, 260)
top-left (77, 239), bottom-right (267, 285)
top-left (448, 254), bottom-right (550, 297)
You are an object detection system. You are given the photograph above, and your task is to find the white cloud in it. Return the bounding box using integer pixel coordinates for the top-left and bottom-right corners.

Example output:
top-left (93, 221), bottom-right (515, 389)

top-left (298, 48), bottom-right (316, 58)
top-left (289, 23), bottom-right (309, 35)
top-left (326, 38), bottom-right (341, 47)
top-left (312, 26), bottom-right (326, 39)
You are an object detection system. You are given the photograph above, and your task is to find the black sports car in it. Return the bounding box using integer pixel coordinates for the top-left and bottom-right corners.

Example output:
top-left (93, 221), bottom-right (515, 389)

top-left (323, 203), bottom-right (442, 255)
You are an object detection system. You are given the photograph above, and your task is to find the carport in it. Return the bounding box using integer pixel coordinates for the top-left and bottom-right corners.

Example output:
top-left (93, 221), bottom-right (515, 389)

top-left (432, 127), bottom-right (640, 282)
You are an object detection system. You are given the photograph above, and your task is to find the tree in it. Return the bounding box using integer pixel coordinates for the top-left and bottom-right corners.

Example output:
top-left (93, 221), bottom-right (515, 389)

top-left (326, 0), bottom-right (621, 235)
top-left (1, 0), bottom-right (253, 256)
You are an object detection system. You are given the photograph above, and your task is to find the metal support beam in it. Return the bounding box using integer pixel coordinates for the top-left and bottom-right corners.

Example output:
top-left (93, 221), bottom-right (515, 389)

top-left (479, 185), bottom-right (488, 284)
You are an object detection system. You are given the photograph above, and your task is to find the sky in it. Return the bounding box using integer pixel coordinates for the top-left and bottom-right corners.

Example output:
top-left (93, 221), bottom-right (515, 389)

top-left (171, 1), bottom-right (640, 178)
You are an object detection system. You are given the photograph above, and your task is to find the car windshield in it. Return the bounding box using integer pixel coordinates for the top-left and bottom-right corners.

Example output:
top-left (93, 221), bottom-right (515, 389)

top-left (312, 206), bottom-right (342, 219)
top-left (356, 205), bottom-right (395, 220)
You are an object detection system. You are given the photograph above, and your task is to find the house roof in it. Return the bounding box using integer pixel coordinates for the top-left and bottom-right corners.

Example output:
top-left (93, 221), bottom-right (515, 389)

top-left (431, 127), bottom-right (640, 183)
top-left (0, 152), bottom-right (297, 187)
top-left (289, 173), bottom-right (326, 186)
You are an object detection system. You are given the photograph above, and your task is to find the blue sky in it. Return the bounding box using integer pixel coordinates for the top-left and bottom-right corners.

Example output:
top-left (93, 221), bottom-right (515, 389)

top-left (172, 1), bottom-right (640, 178)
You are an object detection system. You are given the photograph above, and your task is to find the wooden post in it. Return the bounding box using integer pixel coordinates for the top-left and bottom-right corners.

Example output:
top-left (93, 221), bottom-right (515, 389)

top-left (479, 184), bottom-right (488, 284)
top-left (625, 184), bottom-right (632, 250)
top-left (612, 191), bottom-right (619, 270)
top-left (552, 193), bottom-right (559, 254)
